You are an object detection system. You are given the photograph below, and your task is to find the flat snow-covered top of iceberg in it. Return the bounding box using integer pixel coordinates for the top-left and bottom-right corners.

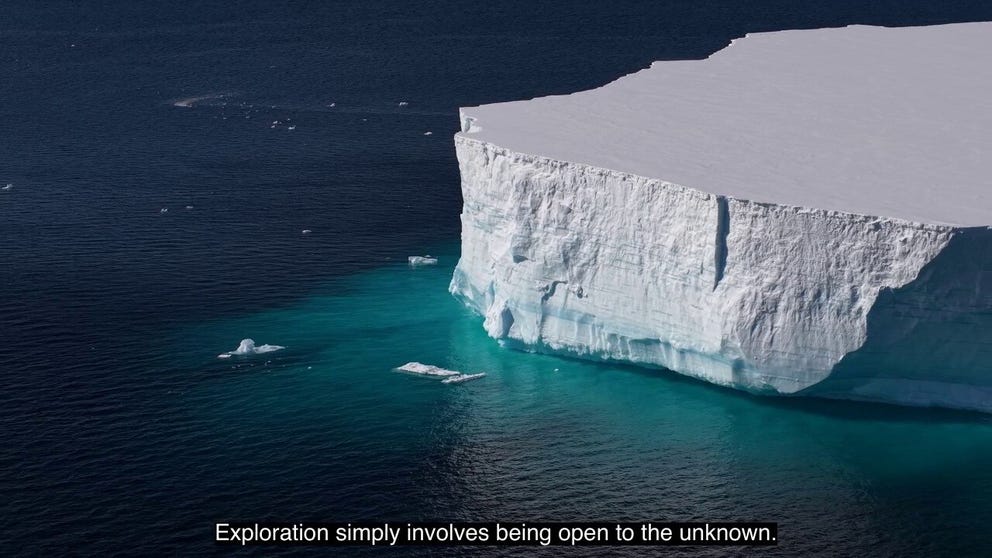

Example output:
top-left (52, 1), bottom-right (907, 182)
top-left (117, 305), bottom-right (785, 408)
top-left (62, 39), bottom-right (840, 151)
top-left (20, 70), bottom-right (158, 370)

top-left (459, 23), bottom-right (992, 226)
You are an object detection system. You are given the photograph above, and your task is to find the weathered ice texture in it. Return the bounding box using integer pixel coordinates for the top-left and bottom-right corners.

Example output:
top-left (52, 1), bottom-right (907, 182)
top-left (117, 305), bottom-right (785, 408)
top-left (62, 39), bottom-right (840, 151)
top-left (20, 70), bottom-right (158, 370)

top-left (450, 24), bottom-right (992, 411)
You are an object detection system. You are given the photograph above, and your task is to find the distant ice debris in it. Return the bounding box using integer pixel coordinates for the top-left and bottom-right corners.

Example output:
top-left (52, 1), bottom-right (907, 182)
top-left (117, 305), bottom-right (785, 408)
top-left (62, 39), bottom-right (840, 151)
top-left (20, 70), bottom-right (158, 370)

top-left (398, 101), bottom-right (409, 107)
top-left (395, 362), bottom-right (461, 377)
top-left (185, 205), bottom-right (194, 210)
top-left (288, 125), bottom-right (296, 131)
top-left (173, 93), bottom-right (229, 108)
top-left (441, 373), bottom-right (486, 384)
top-left (424, 131), bottom-right (433, 136)
top-left (408, 255), bottom-right (438, 266)
top-left (327, 102), bottom-right (336, 108)
top-left (301, 229), bottom-right (312, 234)
top-left (160, 208), bottom-right (168, 213)
top-left (217, 338), bottom-right (285, 359)
top-left (2, 183), bottom-right (12, 191)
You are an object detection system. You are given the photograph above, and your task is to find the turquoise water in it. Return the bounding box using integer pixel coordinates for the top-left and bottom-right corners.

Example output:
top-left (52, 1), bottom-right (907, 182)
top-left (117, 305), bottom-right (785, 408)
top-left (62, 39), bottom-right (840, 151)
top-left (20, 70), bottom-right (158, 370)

top-left (166, 243), bottom-right (992, 556)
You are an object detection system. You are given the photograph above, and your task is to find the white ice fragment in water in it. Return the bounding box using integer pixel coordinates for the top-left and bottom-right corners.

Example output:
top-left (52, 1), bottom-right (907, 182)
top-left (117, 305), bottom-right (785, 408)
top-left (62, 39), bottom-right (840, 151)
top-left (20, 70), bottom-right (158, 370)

top-left (160, 208), bottom-right (168, 213)
top-left (395, 362), bottom-right (461, 377)
top-left (2, 184), bottom-right (12, 191)
top-left (398, 101), bottom-right (409, 107)
top-left (301, 229), bottom-right (312, 234)
top-left (408, 255), bottom-right (438, 266)
top-left (172, 93), bottom-right (228, 108)
top-left (327, 102), bottom-right (336, 108)
top-left (185, 205), bottom-right (194, 210)
top-left (424, 131), bottom-right (433, 136)
top-left (217, 338), bottom-right (285, 358)
top-left (441, 373), bottom-right (486, 384)
top-left (288, 125), bottom-right (296, 131)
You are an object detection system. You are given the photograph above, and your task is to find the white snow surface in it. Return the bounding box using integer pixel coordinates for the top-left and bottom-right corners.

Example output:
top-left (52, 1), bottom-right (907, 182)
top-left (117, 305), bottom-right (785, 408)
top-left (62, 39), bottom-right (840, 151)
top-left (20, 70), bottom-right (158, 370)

top-left (459, 23), bottom-right (992, 226)
top-left (451, 23), bottom-right (992, 412)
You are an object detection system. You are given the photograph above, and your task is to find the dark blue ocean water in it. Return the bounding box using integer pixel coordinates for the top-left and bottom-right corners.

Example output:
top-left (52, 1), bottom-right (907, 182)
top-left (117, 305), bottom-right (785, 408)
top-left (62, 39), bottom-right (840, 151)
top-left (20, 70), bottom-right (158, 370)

top-left (4, 2), bottom-right (992, 556)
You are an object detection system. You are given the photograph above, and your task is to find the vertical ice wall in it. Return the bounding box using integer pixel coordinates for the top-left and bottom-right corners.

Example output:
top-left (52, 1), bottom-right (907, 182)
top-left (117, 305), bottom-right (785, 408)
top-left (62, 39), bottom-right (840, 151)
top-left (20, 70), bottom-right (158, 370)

top-left (450, 138), bottom-right (992, 411)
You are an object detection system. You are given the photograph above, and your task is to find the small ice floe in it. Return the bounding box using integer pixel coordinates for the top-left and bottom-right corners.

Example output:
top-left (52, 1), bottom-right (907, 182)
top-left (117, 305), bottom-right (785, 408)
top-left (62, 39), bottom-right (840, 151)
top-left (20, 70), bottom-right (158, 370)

top-left (301, 229), bottom-right (312, 234)
top-left (327, 102), bottom-right (336, 108)
top-left (396, 363), bottom-right (486, 384)
top-left (395, 362), bottom-right (461, 377)
top-left (2, 183), bottom-right (12, 191)
top-left (185, 205), bottom-right (194, 210)
top-left (442, 373), bottom-right (486, 384)
top-left (288, 125), bottom-right (296, 131)
top-left (160, 208), bottom-right (168, 213)
top-left (398, 101), bottom-right (409, 107)
top-left (217, 338), bottom-right (285, 359)
top-left (423, 131), bottom-right (433, 136)
top-left (408, 255), bottom-right (438, 266)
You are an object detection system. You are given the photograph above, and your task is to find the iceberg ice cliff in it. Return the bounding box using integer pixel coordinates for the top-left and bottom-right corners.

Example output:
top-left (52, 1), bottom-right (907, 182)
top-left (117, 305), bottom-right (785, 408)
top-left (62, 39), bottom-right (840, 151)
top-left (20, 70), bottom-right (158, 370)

top-left (449, 23), bottom-right (992, 412)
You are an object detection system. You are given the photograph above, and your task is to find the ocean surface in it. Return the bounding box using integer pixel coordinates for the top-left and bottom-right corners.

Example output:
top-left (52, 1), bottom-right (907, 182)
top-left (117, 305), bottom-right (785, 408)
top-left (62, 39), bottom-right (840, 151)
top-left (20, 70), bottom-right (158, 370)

top-left (3, 2), bottom-right (992, 556)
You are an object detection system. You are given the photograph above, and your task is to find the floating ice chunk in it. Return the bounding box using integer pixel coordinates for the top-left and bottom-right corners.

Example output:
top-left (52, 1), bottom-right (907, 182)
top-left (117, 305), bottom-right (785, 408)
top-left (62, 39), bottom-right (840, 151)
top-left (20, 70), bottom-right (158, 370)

top-left (288, 125), bottom-right (296, 131)
top-left (217, 338), bottom-right (285, 358)
top-left (441, 373), bottom-right (486, 384)
top-left (408, 256), bottom-right (438, 266)
top-left (327, 102), bottom-right (336, 108)
top-left (2, 184), bottom-right (12, 191)
top-left (398, 101), bottom-right (409, 107)
top-left (424, 131), bottom-right (433, 136)
top-left (395, 362), bottom-right (461, 377)
top-left (301, 229), bottom-right (312, 234)
top-left (160, 208), bottom-right (168, 213)
top-left (185, 205), bottom-right (194, 210)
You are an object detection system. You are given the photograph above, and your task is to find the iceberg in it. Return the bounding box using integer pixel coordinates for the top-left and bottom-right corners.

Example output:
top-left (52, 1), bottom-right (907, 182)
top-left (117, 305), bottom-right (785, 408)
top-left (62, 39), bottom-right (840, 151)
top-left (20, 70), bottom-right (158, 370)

top-left (217, 338), bottom-right (285, 359)
top-left (449, 23), bottom-right (992, 412)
